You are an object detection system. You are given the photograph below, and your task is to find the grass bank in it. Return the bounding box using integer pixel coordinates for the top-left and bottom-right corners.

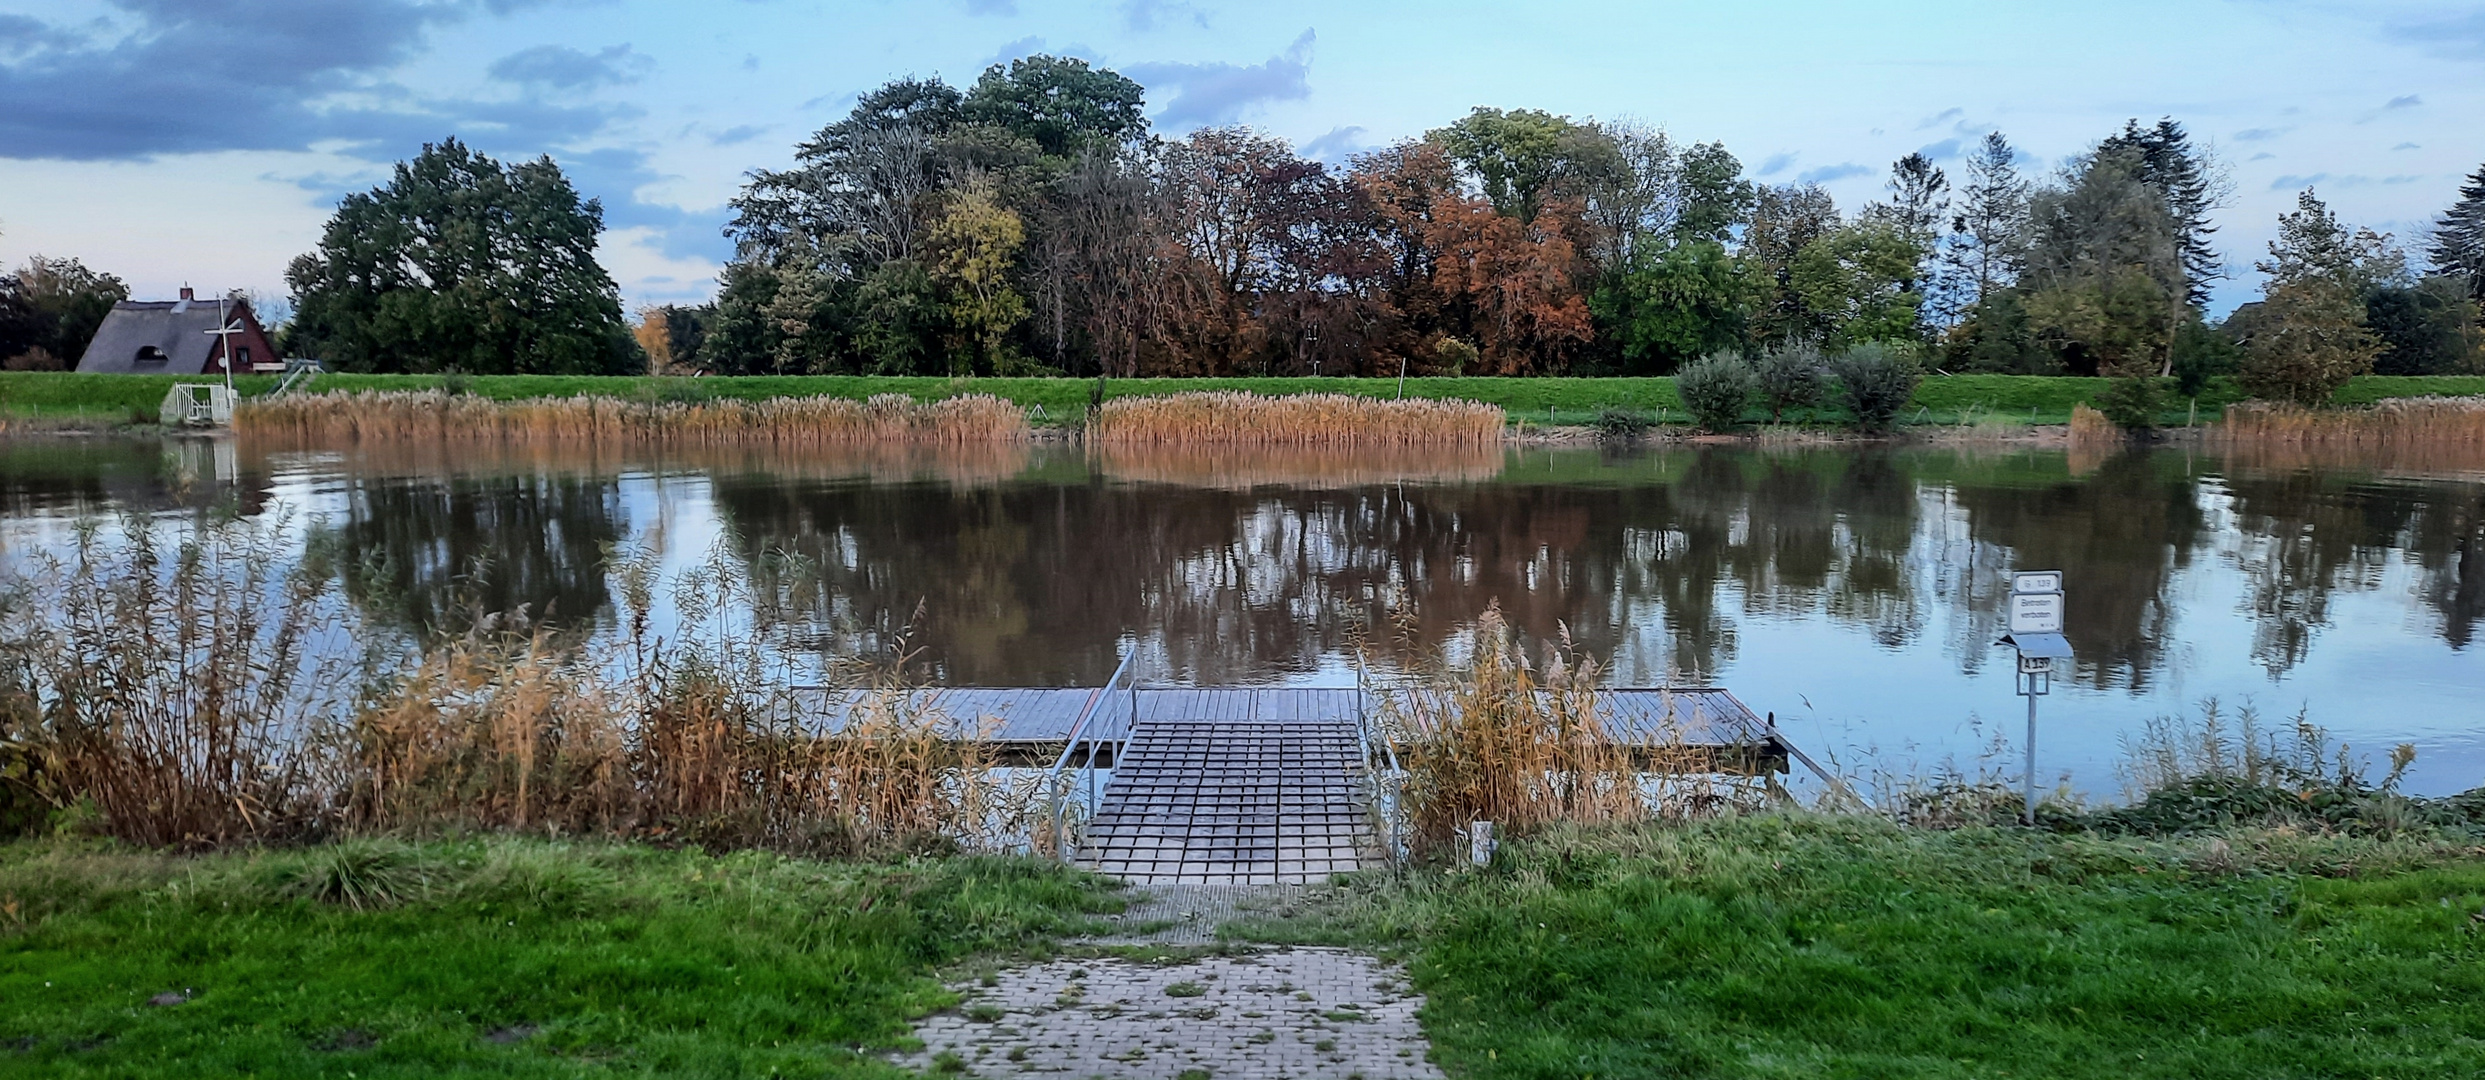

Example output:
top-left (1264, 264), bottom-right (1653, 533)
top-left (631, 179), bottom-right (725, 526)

top-left (1238, 815), bottom-right (2485, 1079)
top-left (0, 837), bottom-right (1116, 1077)
top-left (10, 371), bottom-right (2485, 429)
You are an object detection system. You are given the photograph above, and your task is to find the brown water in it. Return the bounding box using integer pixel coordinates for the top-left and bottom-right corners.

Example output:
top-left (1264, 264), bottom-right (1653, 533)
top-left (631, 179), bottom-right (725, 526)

top-left (3, 435), bottom-right (2480, 797)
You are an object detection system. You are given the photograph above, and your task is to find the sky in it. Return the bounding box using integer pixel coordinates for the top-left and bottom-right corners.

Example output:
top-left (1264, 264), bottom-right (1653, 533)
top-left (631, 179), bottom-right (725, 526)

top-left (0, 0), bottom-right (2479, 317)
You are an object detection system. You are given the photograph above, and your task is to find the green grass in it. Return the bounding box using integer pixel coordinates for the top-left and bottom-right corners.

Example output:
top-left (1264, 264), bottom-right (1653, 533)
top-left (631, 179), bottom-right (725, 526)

top-left (8, 371), bottom-right (2483, 429)
top-left (0, 837), bottom-right (1120, 1078)
top-left (1238, 815), bottom-right (2485, 1079)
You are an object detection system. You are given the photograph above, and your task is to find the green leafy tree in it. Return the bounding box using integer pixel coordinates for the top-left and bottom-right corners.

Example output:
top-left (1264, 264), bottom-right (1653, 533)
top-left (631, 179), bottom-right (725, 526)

top-left (1589, 240), bottom-right (1751, 373)
top-left (1788, 222), bottom-right (1927, 347)
top-left (1673, 142), bottom-right (1755, 247)
top-left (2170, 314), bottom-right (2240, 398)
top-left (2021, 148), bottom-right (2188, 375)
top-left (929, 180), bottom-right (1030, 373)
top-left (1430, 107), bottom-right (1588, 222)
top-left (2236, 190), bottom-right (2386, 404)
top-left (1944, 291), bottom-right (2054, 374)
top-left (286, 139), bottom-right (641, 375)
top-left (0, 255), bottom-right (127, 369)
top-left (1744, 183), bottom-right (1840, 346)
top-left (2365, 277), bottom-right (2484, 375)
top-left (962, 55), bottom-right (1148, 160)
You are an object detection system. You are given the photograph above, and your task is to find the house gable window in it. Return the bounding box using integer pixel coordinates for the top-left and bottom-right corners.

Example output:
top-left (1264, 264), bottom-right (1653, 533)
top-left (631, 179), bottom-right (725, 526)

top-left (133, 346), bottom-right (168, 367)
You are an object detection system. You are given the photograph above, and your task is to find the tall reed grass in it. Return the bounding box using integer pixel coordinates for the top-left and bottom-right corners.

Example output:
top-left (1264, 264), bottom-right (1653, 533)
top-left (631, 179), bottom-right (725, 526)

top-left (1090, 391), bottom-right (1504, 445)
top-left (0, 517), bottom-right (1017, 854)
top-left (244, 437), bottom-right (1035, 488)
top-left (2212, 397), bottom-right (2485, 475)
top-left (237, 390), bottom-right (1030, 446)
top-left (1382, 605), bottom-right (1646, 853)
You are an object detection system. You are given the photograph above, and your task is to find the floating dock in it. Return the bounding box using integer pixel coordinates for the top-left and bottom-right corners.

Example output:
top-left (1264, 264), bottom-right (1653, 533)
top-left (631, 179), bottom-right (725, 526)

top-left (827, 684), bottom-right (1791, 884)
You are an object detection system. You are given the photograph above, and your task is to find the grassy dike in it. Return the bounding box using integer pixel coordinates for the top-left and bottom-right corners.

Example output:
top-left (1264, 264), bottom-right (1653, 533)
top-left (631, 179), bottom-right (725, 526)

top-left (7, 370), bottom-right (2485, 430)
top-left (1236, 815), bottom-right (2485, 1079)
top-left (0, 838), bottom-right (1120, 1078)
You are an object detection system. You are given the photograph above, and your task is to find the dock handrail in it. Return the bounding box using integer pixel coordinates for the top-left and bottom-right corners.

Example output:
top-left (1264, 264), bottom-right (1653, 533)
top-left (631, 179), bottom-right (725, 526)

top-left (1353, 647), bottom-right (1407, 861)
top-left (1044, 648), bottom-right (1135, 861)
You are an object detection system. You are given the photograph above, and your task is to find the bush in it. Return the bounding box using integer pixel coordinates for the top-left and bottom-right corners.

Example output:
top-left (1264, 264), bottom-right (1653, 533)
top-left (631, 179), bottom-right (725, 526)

top-left (1828, 342), bottom-right (1922, 432)
top-left (1674, 350), bottom-right (1756, 432)
top-left (1590, 407), bottom-right (1652, 439)
top-left (2236, 280), bottom-right (2380, 406)
top-left (2090, 376), bottom-right (2166, 432)
top-left (1753, 340), bottom-right (1826, 422)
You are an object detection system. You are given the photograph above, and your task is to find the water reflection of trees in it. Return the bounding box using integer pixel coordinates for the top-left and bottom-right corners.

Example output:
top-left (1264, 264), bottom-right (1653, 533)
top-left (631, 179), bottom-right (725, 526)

top-left (2216, 471), bottom-right (2485, 666)
top-left (321, 475), bottom-right (626, 639)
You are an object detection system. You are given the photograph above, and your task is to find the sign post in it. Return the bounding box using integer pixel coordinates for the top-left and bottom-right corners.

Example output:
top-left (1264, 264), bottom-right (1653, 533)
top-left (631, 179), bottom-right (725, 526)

top-left (2002, 571), bottom-right (2071, 826)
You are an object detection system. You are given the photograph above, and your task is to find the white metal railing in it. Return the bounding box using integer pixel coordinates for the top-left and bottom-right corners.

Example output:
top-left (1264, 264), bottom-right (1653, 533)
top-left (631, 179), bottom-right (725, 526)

top-left (1354, 647), bottom-right (1408, 863)
top-left (1044, 648), bottom-right (1136, 862)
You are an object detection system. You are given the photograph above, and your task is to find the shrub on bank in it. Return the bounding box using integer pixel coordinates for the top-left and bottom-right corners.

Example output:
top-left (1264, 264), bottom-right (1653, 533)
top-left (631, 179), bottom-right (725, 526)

top-left (1754, 340), bottom-right (1827, 422)
top-left (1673, 351), bottom-right (1757, 432)
top-left (1830, 342), bottom-right (1923, 432)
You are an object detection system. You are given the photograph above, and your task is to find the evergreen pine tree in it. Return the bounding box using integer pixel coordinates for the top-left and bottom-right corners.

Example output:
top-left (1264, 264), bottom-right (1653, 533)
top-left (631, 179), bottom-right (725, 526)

top-left (2099, 118), bottom-right (2221, 307)
top-left (2429, 163), bottom-right (2485, 301)
top-left (1936, 132), bottom-right (2028, 321)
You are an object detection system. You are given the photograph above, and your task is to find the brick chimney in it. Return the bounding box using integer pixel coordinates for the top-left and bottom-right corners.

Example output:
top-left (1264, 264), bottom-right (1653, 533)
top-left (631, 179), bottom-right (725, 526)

top-left (179, 286), bottom-right (195, 300)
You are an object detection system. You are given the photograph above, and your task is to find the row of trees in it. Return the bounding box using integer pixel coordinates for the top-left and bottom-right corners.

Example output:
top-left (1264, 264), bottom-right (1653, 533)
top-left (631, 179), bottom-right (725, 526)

top-left (25, 52), bottom-right (2485, 387)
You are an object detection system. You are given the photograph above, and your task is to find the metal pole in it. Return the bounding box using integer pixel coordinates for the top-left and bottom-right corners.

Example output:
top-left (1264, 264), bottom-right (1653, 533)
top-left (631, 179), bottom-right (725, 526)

top-left (2023, 686), bottom-right (2038, 826)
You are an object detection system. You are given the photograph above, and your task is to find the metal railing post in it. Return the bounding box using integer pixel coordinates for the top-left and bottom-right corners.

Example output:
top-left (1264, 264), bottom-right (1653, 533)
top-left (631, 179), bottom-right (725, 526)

top-left (1045, 647), bottom-right (1134, 862)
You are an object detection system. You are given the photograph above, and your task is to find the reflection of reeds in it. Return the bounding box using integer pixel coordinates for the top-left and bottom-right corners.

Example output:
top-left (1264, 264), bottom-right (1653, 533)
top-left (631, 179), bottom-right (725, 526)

top-left (1386, 605), bottom-right (1644, 853)
top-left (1092, 391), bottom-right (1503, 445)
top-left (1092, 441), bottom-right (1504, 488)
top-left (2212, 398), bottom-right (2485, 476)
top-left (239, 436), bottom-right (1035, 488)
top-left (238, 391), bottom-right (1030, 445)
top-left (0, 519), bottom-right (1010, 855)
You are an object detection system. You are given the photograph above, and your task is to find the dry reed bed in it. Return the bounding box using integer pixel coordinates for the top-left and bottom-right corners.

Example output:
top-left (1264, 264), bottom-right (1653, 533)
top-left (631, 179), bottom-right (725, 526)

top-left (2210, 397), bottom-right (2485, 475)
top-left (0, 521), bottom-right (1018, 853)
top-left (1091, 391), bottom-right (1504, 445)
top-left (237, 390), bottom-right (1031, 445)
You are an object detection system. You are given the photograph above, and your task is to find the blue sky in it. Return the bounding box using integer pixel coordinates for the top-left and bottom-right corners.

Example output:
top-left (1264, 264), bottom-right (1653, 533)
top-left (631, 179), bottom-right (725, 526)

top-left (0, 0), bottom-right (2478, 315)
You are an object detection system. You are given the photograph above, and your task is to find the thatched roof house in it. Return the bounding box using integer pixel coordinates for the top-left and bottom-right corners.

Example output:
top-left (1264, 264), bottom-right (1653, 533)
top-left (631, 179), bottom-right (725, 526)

top-left (75, 288), bottom-right (278, 376)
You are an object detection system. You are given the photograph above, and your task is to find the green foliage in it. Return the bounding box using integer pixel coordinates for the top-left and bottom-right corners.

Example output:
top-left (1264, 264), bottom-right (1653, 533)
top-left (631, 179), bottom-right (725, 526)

top-left (962, 55), bottom-right (1148, 159)
top-left (0, 839), bottom-right (1118, 1076)
top-left (1944, 291), bottom-right (2055, 374)
top-left (268, 839), bottom-right (435, 911)
top-left (2238, 280), bottom-right (2382, 406)
top-left (2091, 375), bottom-right (2168, 431)
top-left (285, 139), bottom-right (642, 376)
top-left (1786, 221), bottom-right (1927, 347)
top-left (1751, 339), bottom-right (1825, 421)
top-left (1589, 240), bottom-right (1751, 373)
top-left (2170, 315), bottom-right (2240, 398)
top-left (0, 256), bottom-right (128, 368)
top-left (1673, 351), bottom-right (1757, 431)
top-left (1589, 406), bottom-right (1653, 438)
top-left (2021, 148), bottom-right (2189, 376)
top-left (2365, 276), bottom-right (2485, 376)
top-left (1829, 342), bottom-right (1922, 431)
top-left (1430, 107), bottom-right (1594, 222)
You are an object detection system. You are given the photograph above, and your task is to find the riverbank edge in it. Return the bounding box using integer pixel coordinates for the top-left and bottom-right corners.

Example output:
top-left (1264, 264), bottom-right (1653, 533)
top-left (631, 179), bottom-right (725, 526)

top-left (8, 371), bottom-right (2485, 434)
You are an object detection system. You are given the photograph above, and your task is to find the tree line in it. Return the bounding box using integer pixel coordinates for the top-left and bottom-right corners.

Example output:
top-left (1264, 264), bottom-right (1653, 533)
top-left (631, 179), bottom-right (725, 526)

top-left (9, 53), bottom-right (2484, 393)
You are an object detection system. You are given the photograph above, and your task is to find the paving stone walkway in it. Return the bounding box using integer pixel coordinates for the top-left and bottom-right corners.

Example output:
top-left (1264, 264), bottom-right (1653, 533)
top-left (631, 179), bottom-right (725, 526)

top-left (902, 948), bottom-right (1442, 1080)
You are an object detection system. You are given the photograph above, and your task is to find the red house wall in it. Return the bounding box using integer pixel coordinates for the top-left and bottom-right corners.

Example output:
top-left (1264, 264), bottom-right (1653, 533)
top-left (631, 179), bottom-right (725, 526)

top-left (201, 301), bottom-right (281, 376)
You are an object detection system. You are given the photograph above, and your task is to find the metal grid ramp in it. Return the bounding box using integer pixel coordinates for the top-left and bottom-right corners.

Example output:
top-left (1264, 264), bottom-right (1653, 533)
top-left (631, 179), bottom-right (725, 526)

top-left (1077, 719), bottom-right (1375, 885)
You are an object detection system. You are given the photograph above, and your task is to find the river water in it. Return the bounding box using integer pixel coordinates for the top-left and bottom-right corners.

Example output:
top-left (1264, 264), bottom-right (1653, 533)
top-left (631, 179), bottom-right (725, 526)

top-left (3, 435), bottom-right (2479, 798)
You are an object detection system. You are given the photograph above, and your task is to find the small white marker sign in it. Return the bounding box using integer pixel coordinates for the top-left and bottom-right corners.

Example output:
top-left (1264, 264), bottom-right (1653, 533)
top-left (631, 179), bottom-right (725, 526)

top-left (2010, 591), bottom-right (2064, 634)
top-left (2012, 571), bottom-right (2063, 595)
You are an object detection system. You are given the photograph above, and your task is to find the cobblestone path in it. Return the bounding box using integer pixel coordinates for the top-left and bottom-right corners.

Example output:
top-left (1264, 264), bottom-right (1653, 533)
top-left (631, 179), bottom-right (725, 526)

top-left (902, 947), bottom-right (1442, 1080)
